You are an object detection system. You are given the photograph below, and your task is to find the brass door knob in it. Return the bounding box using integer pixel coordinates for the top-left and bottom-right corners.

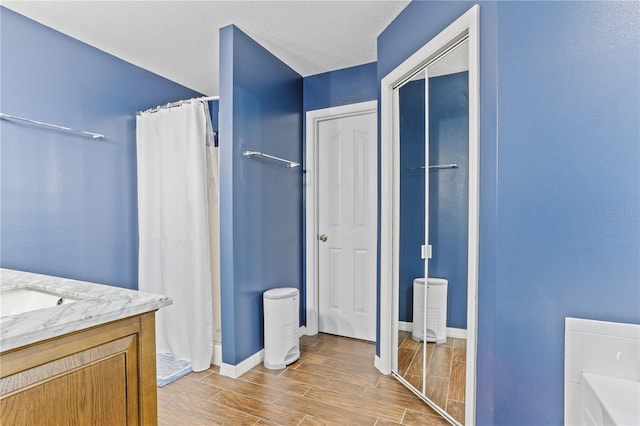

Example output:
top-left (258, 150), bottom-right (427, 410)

top-left (319, 234), bottom-right (328, 242)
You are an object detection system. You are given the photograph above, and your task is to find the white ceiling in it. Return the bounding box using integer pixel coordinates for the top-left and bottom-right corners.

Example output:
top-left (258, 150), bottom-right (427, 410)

top-left (2, 1), bottom-right (410, 96)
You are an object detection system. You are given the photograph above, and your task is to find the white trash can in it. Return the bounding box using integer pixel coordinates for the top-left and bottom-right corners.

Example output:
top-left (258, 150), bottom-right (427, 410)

top-left (412, 277), bottom-right (448, 344)
top-left (263, 287), bottom-right (300, 369)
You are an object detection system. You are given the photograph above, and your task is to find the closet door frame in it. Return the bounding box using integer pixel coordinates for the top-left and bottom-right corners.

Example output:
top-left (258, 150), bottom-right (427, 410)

top-left (377, 5), bottom-right (480, 425)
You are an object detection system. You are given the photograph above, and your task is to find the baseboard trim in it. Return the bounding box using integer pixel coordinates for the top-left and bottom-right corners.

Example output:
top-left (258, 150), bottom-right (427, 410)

top-left (398, 323), bottom-right (467, 339)
top-left (216, 326), bottom-right (306, 378)
top-left (220, 349), bottom-right (264, 378)
top-left (446, 327), bottom-right (467, 339)
top-left (211, 341), bottom-right (222, 367)
top-left (398, 321), bottom-right (413, 332)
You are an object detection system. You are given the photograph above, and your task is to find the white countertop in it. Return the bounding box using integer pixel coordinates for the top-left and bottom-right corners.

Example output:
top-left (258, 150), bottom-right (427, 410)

top-left (0, 268), bottom-right (172, 352)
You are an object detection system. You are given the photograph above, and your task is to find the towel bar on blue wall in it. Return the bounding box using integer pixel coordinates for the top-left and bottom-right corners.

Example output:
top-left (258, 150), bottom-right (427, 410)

top-left (0, 112), bottom-right (105, 140)
top-left (242, 150), bottom-right (300, 168)
top-left (404, 163), bottom-right (459, 171)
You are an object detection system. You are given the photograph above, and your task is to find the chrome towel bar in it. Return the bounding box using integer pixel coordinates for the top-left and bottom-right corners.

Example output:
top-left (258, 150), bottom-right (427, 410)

top-left (243, 150), bottom-right (300, 168)
top-left (404, 163), bottom-right (459, 170)
top-left (0, 113), bottom-right (105, 140)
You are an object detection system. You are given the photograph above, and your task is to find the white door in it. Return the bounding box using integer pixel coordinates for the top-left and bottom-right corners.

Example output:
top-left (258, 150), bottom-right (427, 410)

top-left (317, 112), bottom-right (377, 341)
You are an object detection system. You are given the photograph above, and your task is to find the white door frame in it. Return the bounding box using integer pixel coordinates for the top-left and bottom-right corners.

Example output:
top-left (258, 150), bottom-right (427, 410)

top-left (378, 5), bottom-right (479, 425)
top-left (305, 101), bottom-right (378, 336)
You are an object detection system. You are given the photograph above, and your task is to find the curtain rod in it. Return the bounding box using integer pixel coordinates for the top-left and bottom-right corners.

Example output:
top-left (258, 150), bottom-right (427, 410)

top-left (138, 95), bottom-right (219, 115)
top-left (0, 112), bottom-right (105, 140)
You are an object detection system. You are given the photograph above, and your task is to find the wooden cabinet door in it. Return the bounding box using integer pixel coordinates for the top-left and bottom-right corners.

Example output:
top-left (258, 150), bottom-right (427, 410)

top-left (1, 313), bottom-right (157, 426)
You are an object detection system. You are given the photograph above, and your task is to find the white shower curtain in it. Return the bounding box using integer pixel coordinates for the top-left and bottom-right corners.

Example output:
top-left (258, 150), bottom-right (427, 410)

top-left (206, 141), bottom-right (222, 343)
top-left (136, 101), bottom-right (214, 371)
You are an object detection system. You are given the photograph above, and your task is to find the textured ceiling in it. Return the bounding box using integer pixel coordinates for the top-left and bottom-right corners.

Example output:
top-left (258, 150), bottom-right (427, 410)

top-left (2, 1), bottom-right (410, 96)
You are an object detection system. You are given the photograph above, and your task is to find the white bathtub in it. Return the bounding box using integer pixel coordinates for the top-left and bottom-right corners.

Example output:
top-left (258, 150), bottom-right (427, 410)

top-left (582, 372), bottom-right (640, 426)
top-left (0, 288), bottom-right (80, 317)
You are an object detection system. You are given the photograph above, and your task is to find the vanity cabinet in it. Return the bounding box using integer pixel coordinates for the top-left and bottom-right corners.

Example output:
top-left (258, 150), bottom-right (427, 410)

top-left (0, 312), bottom-right (158, 425)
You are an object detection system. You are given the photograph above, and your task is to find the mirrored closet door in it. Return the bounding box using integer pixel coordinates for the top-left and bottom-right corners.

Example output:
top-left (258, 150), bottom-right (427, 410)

top-left (394, 35), bottom-right (470, 426)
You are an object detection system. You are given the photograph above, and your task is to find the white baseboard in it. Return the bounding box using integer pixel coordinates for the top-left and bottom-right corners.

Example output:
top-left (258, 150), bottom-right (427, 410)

top-left (398, 321), bottom-right (413, 332)
top-left (220, 349), bottom-right (264, 378)
top-left (399, 322), bottom-right (467, 340)
top-left (446, 327), bottom-right (467, 339)
top-left (211, 341), bottom-right (222, 367)
top-left (398, 321), bottom-right (467, 339)
top-left (216, 325), bottom-right (306, 378)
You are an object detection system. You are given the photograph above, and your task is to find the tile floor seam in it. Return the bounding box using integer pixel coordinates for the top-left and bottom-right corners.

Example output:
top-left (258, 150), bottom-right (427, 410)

top-left (400, 408), bottom-right (407, 424)
top-left (296, 391), bottom-right (381, 425)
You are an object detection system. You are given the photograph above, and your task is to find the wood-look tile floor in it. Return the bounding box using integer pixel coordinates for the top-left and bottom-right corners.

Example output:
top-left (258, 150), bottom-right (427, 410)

top-left (397, 331), bottom-right (466, 424)
top-left (158, 333), bottom-right (450, 425)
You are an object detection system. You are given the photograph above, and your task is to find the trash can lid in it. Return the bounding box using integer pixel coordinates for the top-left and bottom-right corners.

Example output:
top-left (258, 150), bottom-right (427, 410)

top-left (427, 278), bottom-right (448, 286)
top-left (264, 287), bottom-right (299, 300)
top-left (413, 277), bottom-right (448, 286)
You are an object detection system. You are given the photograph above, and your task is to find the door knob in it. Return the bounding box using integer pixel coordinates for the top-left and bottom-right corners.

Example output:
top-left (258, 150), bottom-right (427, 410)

top-left (319, 234), bottom-right (328, 242)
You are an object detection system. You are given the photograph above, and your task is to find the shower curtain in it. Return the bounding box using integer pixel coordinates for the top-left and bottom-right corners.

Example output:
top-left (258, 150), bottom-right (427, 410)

top-left (206, 135), bottom-right (222, 344)
top-left (136, 101), bottom-right (216, 371)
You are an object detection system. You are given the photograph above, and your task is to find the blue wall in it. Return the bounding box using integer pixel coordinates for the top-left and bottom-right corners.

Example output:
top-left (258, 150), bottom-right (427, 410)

top-left (0, 7), bottom-right (201, 289)
top-left (379, 1), bottom-right (639, 424)
top-left (303, 62), bottom-right (377, 112)
top-left (399, 73), bottom-right (469, 330)
top-left (210, 99), bottom-right (219, 145)
top-left (494, 2), bottom-right (639, 424)
top-left (219, 25), bottom-right (303, 365)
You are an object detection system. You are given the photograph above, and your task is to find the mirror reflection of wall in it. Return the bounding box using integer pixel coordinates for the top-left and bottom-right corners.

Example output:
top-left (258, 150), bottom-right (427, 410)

top-left (399, 78), bottom-right (426, 335)
top-left (396, 38), bottom-right (470, 424)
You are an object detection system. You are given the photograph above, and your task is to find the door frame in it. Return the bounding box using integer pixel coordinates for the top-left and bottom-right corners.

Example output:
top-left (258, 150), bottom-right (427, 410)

top-left (378, 5), bottom-right (479, 425)
top-left (304, 101), bottom-right (378, 336)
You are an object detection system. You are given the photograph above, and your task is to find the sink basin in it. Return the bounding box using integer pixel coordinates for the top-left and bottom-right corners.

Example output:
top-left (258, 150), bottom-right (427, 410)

top-left (0, 288), bottom-right (81, 317)
top-left (582, 372), bottom-right (640, 426)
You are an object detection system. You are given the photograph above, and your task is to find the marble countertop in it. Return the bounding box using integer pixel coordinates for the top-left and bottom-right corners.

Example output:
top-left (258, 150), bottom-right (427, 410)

top-left (0, 268), bottom-right (172, 352)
